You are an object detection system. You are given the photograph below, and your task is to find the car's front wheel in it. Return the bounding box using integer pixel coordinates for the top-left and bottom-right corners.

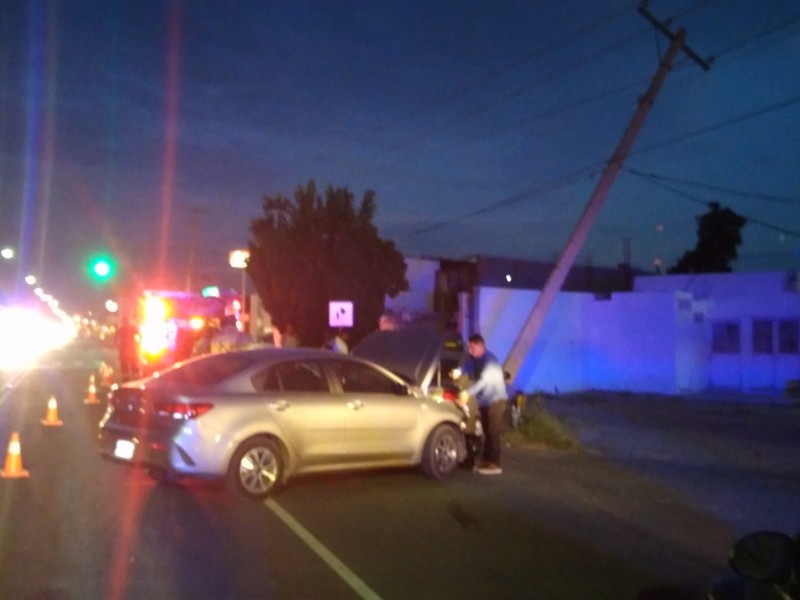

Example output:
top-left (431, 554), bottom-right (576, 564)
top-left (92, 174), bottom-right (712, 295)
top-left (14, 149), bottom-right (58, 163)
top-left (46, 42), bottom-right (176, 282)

top-left (226, 436), bottom-right (284, 500)
top-left (421, 424), bottom-right (461, 479)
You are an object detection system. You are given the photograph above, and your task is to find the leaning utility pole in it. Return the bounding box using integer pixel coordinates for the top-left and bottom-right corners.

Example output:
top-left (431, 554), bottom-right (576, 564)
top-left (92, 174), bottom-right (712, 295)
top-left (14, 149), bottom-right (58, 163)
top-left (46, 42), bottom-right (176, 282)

top-left (504, 5), bottom-right (710, 378)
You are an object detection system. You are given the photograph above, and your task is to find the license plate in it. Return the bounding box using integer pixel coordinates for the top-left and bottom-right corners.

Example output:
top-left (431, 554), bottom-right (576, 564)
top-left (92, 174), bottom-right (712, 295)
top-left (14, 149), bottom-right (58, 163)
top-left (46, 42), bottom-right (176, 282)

top-left (114, 439), bottom-right (136, 460)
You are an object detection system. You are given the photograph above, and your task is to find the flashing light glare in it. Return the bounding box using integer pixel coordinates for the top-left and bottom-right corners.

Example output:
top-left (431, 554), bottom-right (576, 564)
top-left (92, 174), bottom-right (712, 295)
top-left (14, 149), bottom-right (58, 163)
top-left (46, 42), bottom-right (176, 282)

top-left (139, 322), bottom-right (170, 356)
top-left (1, 247), bottom-right (13, 259)
top-left (139, 297), bottom-right (173, 356)
top-left (201, 286), bottom-right (220, 298)
top-left (105, 300), bottom-right (119, 313)
top-left (143, 296), bottom-right (169, 322)
top-left (505, 274), bottom-right (512, 283)
top-left (232, 299), bottom-right (241, 311)
top-left (25, 275), bottom-right (36, 285)
top-left (0, 306), bottom-right (75, 370)
top-left (189, 316), bottom-right (205, 330)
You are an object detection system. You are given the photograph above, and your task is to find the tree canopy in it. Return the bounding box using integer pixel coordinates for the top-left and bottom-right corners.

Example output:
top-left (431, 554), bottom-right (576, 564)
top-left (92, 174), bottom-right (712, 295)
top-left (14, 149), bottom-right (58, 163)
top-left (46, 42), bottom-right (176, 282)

top-left (247, 181), bottom-right (408, 347)
top-left (668, 202), bottom-right (747, 274)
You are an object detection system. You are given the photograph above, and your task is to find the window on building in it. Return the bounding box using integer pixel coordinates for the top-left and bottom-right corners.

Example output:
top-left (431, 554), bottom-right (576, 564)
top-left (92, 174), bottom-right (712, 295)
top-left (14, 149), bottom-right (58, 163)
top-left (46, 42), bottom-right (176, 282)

top-left (778, 319), bottom-right (799, 354)
top-left (752, 319), bottom-right (773, 354)
top-left (712, 321), bottom-right (740, 354)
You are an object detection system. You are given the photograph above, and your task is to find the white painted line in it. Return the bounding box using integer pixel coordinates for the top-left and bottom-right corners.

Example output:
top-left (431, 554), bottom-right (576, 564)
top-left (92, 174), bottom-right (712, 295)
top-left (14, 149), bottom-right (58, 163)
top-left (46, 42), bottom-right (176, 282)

top-left (264, 498), bottom-right (383, 600)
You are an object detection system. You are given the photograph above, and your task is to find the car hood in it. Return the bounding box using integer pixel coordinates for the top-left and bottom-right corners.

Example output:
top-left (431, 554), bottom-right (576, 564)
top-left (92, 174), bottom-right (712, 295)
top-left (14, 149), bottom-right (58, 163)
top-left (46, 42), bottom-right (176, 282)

top-left (353, 327), bottom-right (462, 388)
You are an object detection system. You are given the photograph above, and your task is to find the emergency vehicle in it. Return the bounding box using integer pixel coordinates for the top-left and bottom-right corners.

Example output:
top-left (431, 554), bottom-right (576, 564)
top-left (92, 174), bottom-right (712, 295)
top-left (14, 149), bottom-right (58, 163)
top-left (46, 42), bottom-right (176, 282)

top-left (132, 290), bottom-right (239, 372)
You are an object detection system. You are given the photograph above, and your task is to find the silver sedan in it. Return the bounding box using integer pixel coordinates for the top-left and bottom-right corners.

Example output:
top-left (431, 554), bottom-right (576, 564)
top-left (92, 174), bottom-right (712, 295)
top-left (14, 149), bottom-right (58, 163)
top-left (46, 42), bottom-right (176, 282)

top-left (97, 347), bottom-right (468, 499)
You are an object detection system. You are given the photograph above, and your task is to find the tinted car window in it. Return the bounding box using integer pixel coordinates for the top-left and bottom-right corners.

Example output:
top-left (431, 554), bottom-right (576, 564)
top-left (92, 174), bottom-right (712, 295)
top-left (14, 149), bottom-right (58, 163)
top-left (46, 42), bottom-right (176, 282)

top-left (330, 360), bottom-right (399, 394)
top-left (261, 360), bottom-right (327, 392)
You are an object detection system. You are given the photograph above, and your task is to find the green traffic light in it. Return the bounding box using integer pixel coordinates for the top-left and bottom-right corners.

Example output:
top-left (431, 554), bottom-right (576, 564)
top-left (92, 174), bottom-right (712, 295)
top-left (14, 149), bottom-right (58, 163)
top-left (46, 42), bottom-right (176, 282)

top-left (93, 260), bottom-right (111, 278)
top-left (88, 256), bottom-right (116, 282)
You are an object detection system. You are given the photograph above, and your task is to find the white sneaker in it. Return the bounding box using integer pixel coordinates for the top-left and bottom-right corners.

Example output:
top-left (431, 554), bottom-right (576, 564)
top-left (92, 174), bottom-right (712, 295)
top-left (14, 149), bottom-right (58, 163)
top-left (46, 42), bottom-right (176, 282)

top-left (476, 463), bottom-right (502, 475)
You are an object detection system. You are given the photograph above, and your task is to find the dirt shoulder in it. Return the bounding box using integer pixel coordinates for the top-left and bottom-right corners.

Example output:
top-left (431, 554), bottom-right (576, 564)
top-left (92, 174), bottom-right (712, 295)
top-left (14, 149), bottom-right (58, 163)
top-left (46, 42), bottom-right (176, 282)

top-left (536, 390), bottom-right (800, 535)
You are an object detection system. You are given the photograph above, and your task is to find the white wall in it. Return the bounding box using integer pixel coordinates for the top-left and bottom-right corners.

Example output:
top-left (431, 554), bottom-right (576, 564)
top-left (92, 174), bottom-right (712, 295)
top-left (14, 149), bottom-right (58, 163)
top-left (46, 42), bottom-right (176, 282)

top-left (392, 264), bottom-right (800, 395)
top-left (474, 286), bottom-right (708, 395)
top-left (638, 272), bottom-right (800, 392)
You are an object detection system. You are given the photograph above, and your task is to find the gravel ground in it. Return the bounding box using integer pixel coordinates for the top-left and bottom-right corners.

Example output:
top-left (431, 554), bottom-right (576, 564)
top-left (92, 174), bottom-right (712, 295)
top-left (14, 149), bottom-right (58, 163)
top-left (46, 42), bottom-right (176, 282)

top-left (537, 390), bottom-right (800, 536)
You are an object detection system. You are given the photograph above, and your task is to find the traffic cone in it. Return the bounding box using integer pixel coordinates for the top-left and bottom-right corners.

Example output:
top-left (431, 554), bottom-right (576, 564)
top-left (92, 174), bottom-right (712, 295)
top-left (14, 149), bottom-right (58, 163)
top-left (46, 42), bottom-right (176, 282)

top-left (1, 432), bottom-right (30, 478)
top-left (42, 396), bottom-right (63, 426)
top-left (99, 362), bottom-right (114, 386)
top-left (84, 374), bottom-right (98, 405)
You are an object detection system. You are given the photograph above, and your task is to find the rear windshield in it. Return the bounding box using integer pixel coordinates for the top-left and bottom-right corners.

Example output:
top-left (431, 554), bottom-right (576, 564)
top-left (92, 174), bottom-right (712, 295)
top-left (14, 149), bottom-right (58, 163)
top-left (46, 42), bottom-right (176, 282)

top-left (149, 353), bottom-right (259, 388)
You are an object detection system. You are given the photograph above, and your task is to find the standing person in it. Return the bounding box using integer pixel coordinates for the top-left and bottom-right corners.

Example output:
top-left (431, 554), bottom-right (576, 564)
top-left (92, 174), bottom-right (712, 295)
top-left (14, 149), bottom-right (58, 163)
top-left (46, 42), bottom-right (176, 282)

top-left (115, 314), bottom-right (141, 382)
top-left (459, 334), bottom-right (508, 475)
top-left (324, 329), bottom-right (349, 354)
top-left (280, 323), bottom-right (300, 348)
top-left (210, 315), bottom-right (251, 353)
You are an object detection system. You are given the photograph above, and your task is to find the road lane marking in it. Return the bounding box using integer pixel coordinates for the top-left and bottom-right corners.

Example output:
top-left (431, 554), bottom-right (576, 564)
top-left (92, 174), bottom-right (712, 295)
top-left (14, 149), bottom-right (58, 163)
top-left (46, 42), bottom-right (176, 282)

top-left (264, 498), bottom-right (383, 600)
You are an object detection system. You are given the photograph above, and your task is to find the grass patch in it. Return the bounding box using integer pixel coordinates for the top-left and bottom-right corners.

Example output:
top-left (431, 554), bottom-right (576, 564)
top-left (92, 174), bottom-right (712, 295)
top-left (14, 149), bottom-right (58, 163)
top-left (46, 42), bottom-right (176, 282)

top-left (502, 396), bottom-right (579, 450)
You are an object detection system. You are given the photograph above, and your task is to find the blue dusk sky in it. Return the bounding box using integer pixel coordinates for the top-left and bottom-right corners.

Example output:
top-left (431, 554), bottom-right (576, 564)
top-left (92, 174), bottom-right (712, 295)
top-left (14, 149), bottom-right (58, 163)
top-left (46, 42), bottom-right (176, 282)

top-left (1, 1), bottom-right (799, 309)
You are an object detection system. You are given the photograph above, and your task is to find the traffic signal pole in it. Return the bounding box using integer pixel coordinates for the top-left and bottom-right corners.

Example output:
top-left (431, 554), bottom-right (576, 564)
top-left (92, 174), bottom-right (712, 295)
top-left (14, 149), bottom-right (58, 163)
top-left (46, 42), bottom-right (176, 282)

top-left (504, 14), bottom-right (709, 378)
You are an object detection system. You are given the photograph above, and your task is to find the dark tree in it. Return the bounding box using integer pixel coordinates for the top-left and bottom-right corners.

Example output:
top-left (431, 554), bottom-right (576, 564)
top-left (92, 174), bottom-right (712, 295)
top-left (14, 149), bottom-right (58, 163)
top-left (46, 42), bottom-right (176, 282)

top-left (247, 181), bottom-right (408, 347)
top-left (668, 202), bottom-right (747, 274)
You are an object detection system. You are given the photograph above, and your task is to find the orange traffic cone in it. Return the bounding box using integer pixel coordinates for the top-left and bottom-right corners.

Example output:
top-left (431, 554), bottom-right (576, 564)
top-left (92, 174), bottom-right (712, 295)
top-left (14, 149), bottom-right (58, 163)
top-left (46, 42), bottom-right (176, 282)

top-left (99, 362), bottom-right (114, 386)
top-left (84, 374), bottom-right (98, 405)
top-left (42, 396), bottom-right (63, 426)
top-left (1, 432), bottom-right (30, 478)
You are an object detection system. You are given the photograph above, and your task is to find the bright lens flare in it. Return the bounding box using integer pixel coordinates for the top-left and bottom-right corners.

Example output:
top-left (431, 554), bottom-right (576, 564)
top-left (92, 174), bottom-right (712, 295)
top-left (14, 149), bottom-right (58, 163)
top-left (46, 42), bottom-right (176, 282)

top-left (139, 296), bottom-right (172, 356)
top-left (0, 306), bottom-right (74, 370)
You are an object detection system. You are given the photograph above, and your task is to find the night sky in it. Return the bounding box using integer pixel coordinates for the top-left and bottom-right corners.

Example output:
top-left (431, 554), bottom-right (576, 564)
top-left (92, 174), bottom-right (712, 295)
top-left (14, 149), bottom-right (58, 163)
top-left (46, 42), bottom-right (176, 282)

top-left (1, 1), bottom-right (799, 311)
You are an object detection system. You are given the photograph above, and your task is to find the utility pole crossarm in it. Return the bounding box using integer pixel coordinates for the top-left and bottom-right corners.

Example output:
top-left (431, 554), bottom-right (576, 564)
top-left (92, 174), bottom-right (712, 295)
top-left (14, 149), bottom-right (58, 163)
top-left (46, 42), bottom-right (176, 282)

top-left (638, 3), bottom-right (712, 71)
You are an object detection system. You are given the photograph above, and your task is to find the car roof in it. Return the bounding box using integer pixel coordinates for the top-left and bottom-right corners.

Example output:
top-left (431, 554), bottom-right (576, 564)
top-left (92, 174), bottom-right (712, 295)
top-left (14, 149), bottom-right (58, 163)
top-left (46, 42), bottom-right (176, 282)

top-left (134, 346), bottom-right (396, 391)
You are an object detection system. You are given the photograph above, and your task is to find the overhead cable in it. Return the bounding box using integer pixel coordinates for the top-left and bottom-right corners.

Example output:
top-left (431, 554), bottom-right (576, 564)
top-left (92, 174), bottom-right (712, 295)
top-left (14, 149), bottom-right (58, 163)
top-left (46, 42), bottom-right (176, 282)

top-left (627, 169), bottom-right (800, 239)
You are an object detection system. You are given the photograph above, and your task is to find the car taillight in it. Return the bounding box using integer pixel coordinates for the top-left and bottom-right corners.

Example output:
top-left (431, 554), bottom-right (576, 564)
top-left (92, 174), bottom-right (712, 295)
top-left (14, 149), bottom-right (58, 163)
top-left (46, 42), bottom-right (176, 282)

top-left (153, 401), bottom-right (214, 420)
top-left (443, 388), bottom-right (457, 403)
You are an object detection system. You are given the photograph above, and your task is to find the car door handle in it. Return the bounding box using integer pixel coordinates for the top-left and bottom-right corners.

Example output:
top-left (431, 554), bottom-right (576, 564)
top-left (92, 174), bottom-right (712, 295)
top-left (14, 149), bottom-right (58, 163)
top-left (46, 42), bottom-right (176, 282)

top-left (268, 400), bottom-right (290, 411)
top-left (347, 400), bottom-right (364, 411)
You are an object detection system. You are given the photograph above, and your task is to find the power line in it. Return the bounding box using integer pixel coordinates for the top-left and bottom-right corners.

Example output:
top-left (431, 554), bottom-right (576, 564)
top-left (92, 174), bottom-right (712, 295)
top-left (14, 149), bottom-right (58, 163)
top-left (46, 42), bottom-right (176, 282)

top-left (627, 169), bottom-right (800, 239)
top-left (401, 88), bottom-right (800, 240)
top-left (384, 6), bottom-right (632, 130)
top-left (625, 168), bottom-right (800, 207)
top-left (631, 94), bottom-right (800, 157)
top-left (429, 76), bottom-right (650, 156)
top-left (373, 26), bottom-right (650, 158)
top-left (406, 165), bottom-right (601, 237)
top-left (709, 15), bottom-right (800, 61)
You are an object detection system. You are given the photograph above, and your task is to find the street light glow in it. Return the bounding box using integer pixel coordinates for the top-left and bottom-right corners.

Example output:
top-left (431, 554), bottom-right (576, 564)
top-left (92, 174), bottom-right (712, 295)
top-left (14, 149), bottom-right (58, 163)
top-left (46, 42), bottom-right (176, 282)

top-left (228, 249), bottom-right (250, 269)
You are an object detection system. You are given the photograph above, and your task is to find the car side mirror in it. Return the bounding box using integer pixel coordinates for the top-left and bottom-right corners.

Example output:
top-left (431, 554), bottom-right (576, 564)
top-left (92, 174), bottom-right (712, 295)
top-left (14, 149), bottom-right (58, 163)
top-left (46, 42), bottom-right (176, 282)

top-left (729, 531), bottom-right (795, 584)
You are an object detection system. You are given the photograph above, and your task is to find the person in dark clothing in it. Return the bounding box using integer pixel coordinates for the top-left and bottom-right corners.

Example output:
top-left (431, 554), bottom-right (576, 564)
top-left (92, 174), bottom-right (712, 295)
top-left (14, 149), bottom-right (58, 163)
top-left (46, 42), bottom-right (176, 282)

top-left (115, 315), bottom-right (141, 382)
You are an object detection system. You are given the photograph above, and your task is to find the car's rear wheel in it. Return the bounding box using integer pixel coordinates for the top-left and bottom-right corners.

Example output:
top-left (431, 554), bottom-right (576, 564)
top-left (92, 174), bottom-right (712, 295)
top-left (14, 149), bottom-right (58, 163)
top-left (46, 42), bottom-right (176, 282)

top-left (421, 424), bottom-right (460, 479)
top-left (226, 436), bottom-right (283, 500)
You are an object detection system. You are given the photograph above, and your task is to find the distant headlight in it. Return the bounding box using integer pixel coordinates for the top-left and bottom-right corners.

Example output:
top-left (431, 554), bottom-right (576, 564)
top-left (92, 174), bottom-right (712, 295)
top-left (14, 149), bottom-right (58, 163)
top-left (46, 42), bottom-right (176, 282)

top-left (0, 306), bottom-right (74, 370)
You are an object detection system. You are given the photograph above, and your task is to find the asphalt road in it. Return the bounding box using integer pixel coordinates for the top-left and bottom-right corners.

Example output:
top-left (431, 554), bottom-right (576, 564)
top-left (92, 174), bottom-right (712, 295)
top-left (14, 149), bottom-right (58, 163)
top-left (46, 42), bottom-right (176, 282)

top-left (1, 344), bottom-right (797, 599)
